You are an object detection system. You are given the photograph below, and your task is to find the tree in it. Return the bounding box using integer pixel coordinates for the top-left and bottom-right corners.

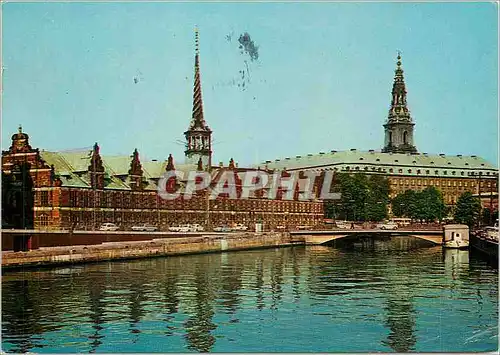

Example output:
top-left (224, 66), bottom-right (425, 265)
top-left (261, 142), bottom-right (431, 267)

top-left (391, 190), bottom-right (418, 219)
top-left (417, 187), bottom-right (445, 222)
top-left (366, 175), bottom-right (390, 221)
top-left (454, 192), bottom-right (482, 227)
top-left (334, 173), bottom-right (390, 221)
top-left (391, 187), bottom-right (444, 222)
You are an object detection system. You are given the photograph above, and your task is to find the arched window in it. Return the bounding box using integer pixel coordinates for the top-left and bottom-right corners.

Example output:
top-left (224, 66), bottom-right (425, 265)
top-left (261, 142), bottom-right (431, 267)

top-left (389, 131), bottom-right (393, 145)
top-left (403, 131), bottom-right (408, 144)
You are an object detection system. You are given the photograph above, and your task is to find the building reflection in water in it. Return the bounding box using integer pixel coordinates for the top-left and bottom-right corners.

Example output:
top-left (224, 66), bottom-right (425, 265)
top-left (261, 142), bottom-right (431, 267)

top-left (183, 264), bottom-right (217, 352)
top-left (381, 276), bottom-right (417, 352)
top-left (2, 280), bottom-right (38, 353)
top-left (1, 242), bottom-right (497, 353)
top-left (87, 276), bottom-right (106, 353)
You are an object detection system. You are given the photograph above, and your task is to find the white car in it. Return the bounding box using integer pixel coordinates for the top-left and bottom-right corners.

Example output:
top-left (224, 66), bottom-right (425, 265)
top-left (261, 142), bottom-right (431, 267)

top-left (377, 222), bottom-right (398, 230)
top-left (214, 225), bottom-right (232, 232)
top-left (232, 224), bottom-right (248, 231)
top-left (99, 223), bottom-right (119, 231)
top-left (131, 224), bottom-right (157, 232)
top-left (189, 224), bottom-right (205, 232)
top-left (169, 225), bottom-right (189, 232)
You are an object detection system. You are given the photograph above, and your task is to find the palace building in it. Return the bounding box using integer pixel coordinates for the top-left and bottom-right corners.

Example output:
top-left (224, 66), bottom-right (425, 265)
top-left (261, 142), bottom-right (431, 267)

top-left (261, 54), bottom-right (498, 206)
top-left (1, 30), bottom-right (324, 232)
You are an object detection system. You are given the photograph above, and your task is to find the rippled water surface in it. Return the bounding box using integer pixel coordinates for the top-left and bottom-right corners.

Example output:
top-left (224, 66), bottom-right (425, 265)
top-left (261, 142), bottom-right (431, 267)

top-left (2, 239), bottom-right (498, 353)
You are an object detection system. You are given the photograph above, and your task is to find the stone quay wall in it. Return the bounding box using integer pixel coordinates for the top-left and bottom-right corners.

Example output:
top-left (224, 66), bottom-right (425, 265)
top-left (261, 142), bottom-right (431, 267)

top-left (2, 232), bottom-right (295, 269)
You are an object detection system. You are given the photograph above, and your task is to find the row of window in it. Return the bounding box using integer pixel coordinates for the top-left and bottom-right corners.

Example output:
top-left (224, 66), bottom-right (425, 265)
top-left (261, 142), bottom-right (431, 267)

top-left (393, 179), bottom-right (494, 188)
top-left (61, 190), bottom-right (322, 213)
top-left (343, 165), bottom-right (495, 177)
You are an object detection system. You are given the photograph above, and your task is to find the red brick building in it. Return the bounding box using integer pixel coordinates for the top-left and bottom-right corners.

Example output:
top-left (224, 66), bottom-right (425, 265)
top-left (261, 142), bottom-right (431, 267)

top-left (1, 30), bottom-right (324, 234)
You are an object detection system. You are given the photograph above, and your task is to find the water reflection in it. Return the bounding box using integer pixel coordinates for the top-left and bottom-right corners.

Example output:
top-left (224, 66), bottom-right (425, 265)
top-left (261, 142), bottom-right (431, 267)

top-left (2, 239), bottom-right (498, 353)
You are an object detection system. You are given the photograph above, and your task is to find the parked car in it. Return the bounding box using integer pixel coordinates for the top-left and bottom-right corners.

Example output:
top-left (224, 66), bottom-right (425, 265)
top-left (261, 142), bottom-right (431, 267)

top-left (189, 224), bottom-right (205, 232)
top-left (131, 224), bottom-right (158, 232)
top-left (99, 223), bottom-right (119, 231)
top-left (214, 225), bottom-right (232, 232)
top-left (377, 222), bottom-right (398, 230)
top-left (169, 225), bottom-right (190, 232)
top-left (232, 224), bottom-right (248, 231)
top-left (335, 221), bottom-right (350, 229)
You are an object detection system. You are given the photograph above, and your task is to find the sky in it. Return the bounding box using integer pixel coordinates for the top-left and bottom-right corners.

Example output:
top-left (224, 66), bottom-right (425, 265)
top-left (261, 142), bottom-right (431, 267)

top-left (2, 2), bottom-right (498, 167)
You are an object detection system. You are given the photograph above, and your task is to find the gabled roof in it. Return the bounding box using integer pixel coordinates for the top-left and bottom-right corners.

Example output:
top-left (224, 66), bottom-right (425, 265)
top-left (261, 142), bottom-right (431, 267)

top-left (40, 150), bottom-right (204, 190)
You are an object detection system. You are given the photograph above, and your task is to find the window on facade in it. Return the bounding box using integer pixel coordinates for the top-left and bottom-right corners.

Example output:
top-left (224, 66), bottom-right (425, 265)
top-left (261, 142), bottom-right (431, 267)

top-left (435, 170), bottom-right (439, 175)
top-left (399, 169), bottom-right (403, 173)
top-left (443, 171), bottom-right (447, 175)
top-left (417, 170), bottom-right (421, 174)
top-left (426, 170), bottom-right (430, 174)
top-left (41, 191), bottom-right (49, 206)
top-left (39, 214), bottom-right (49, 226)
top-left (389, 168), bottom-right (393, 173)
top-left (408, 169), bottom-right (412, 173)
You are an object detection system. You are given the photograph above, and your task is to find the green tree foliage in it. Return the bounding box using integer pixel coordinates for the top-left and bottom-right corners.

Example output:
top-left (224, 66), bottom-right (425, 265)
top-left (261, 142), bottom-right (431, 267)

top-left (480, 208), bottom-right (498, 226)
top-left (391, 187), bottom-right (445, 222)
top-left (391, 190), bottom-right (418, 218)
top-left (332, 173), bottom-right (389, 222)
top-left (454, 192), bottom-right (482, 227)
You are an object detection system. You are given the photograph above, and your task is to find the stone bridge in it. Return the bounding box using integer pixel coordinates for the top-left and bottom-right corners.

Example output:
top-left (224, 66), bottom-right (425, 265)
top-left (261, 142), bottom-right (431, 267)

top-left (290, 229), bottom-right (443, 245)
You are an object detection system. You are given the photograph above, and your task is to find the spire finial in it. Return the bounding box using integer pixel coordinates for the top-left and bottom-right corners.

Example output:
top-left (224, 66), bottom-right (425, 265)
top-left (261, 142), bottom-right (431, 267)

top-left (18, 124), bottom-right (22, 133)
top-left (194, 25), bottom-right (199, 56)
top-left (396, 51), bottom-right (402, 67)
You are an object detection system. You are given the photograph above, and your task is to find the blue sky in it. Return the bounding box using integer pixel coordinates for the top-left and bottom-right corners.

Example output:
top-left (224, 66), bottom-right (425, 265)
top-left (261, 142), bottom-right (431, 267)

top-left (2, 2), bottom-right (498, 167)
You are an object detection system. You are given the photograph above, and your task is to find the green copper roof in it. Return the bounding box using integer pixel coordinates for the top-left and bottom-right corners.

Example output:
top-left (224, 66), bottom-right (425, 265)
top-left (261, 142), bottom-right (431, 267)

top-left (39, 150), bottom-right (202, 190)
top-left (259, 150), bottom-right (498, 178)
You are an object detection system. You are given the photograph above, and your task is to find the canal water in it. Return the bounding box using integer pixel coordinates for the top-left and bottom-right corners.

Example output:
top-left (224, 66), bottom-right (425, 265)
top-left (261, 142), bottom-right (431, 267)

top-left (2, 237), bottom-right (498, 353)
